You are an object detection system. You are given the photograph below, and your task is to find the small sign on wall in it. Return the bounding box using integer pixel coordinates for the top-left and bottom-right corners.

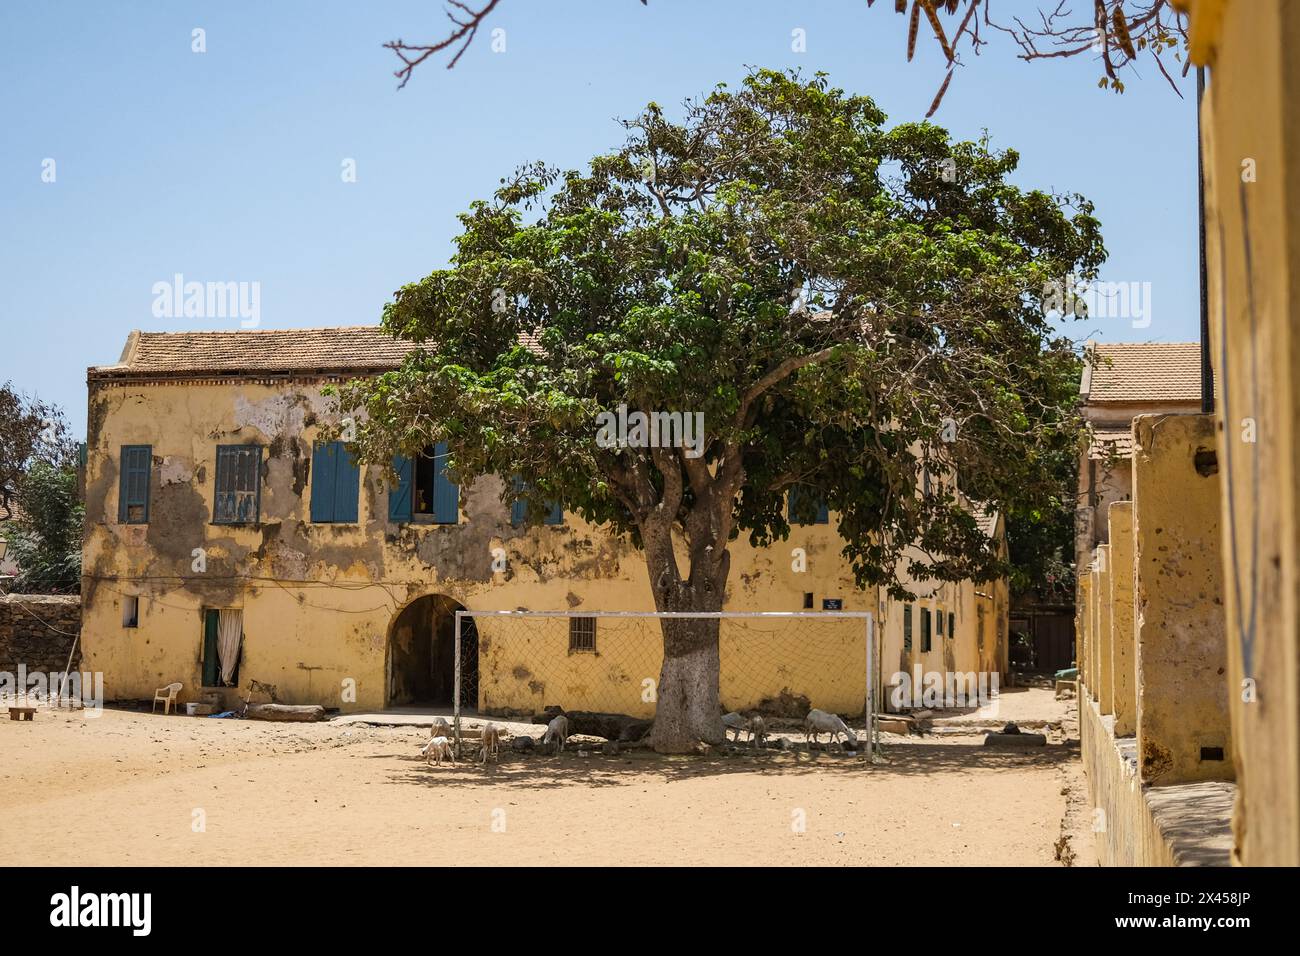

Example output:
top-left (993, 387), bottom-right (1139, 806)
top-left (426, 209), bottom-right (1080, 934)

top-left (822, 598), bottom-right (843, 610)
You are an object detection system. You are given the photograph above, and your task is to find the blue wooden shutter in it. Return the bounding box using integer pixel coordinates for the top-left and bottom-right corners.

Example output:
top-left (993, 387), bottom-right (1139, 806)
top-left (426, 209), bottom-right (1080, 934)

top-left (903, 604), bottom-right (913, 651)
top-left (311, 442), bottom-right (337, 522)
top-left (788, 485), bottom-right (828, 526)
top-left (334, 444), bottom-right (360, 523)
top-left (118, 445), bottom-right (151, 523)
top-left (388, 455), bottom-right (413, 522)
top-left (510, 476), bottom-right (527, 526)
top-left (544, 501), bottom-right (563, 525)
top-left (432, 441), bottom-right (458, 524)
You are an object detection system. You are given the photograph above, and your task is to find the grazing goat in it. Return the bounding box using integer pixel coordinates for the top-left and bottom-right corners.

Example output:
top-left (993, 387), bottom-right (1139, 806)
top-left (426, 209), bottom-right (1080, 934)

top-left (723, 712), bottom-right (768, 748)
top-left (479, 722), bottom-right (501, 764)
top-left (428, 717), bottom-right (452, 739)
top-left (804, 708), bottom-right (858, 752)
top-left (420, 735), bottom-right (455, 767)
top-left (722, 711), bottom-right (749, 742)
top-left (542, 715), bottom-right (569, 755)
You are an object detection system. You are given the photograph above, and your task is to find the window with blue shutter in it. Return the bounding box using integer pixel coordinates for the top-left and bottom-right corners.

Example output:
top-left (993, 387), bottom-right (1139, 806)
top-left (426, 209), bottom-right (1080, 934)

top-left (903, 604), bottom-right (913, 652)
top-left (118, 445), bottom-right (152, 524)
top-left (948, 611), bottom-right (955, 641)
top-left (921, 608), bottom-right (932, 652)
top-left (310, 441), bottom-right (359, 523)
top-left (428, 442), bottom-right (458, 524)
top-left (214, 445), bottom-right (262, 524)
top-left (399, 444), bottom-right (459, 524)
top-left (388, 455), bottom-right (413, 522)
top-left (788, 485), bottom-right (829, 525)
top-left (511, 476), bottom-right (562, 526)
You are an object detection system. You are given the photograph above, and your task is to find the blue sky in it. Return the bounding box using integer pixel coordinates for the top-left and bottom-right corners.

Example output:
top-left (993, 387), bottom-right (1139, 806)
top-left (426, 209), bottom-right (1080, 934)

top-left (0, 0), bottom-right (1200, 436)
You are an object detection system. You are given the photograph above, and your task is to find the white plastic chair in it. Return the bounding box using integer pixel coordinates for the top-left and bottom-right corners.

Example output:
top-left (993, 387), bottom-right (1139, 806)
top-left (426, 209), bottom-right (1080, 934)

top-left (152, 682), bottom-right (183, 714)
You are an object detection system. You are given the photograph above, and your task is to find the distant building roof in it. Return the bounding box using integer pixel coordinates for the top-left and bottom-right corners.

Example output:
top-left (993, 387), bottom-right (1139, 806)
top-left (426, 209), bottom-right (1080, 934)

top-left (1088, 428), bottom-right (1134, 460)
top-left (90, 327), bottom-right (414, 380)
top-left (1082, 342), bottom-right (1202, 405)
top-left (968, 503), bottom-right (1000, 540)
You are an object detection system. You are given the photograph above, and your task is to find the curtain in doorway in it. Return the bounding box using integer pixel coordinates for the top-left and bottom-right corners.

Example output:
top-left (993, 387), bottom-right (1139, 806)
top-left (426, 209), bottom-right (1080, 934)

top-left (217, 609), bottom-right (244, 686)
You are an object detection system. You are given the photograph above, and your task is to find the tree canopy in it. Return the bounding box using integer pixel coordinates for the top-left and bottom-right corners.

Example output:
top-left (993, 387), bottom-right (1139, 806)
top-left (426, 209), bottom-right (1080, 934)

top-left (335, 69), bottom-right (1104, 748)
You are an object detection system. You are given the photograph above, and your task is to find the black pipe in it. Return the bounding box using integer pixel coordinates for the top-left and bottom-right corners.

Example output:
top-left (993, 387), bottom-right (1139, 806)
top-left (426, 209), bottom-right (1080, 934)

top-left (1198, 66), bottom-right (1214, 414)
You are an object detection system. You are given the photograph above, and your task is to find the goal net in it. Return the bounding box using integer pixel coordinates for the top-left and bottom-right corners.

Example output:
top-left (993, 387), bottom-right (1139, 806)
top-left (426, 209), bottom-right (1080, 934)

top-left (453, 610), bottom-right (877, 758)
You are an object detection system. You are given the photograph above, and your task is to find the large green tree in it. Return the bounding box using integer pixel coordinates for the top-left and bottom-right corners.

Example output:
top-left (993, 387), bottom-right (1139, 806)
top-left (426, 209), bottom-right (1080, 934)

top-left (337, 70), bottom-right (1103, 752)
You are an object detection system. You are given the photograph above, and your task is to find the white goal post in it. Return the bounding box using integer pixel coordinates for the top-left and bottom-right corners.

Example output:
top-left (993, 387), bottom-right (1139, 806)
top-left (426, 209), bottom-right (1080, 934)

top-left (454, 609), bottom-right (877, 760)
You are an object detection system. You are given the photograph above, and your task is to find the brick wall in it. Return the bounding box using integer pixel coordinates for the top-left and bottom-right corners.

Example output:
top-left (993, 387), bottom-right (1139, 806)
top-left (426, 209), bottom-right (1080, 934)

top-left (0, 594), bottom-right (82, 674)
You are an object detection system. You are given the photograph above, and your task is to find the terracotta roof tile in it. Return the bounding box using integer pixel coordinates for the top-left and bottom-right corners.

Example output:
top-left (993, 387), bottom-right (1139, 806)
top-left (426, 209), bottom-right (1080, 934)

top-left (1086, 342), bottom-right (1202, 404)
top-left (92, 327), bottom-right (414, 377)
top-left (1088, 428), bottom-right (1134, 460)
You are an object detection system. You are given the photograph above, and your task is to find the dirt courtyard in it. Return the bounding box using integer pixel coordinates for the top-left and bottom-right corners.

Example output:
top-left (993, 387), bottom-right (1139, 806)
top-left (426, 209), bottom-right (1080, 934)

top-left (0, 698), bottom-right (1085, 866)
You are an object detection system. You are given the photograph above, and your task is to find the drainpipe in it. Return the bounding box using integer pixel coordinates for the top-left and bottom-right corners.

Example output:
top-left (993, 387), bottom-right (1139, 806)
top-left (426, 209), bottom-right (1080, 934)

top-left (1197, 65), bottom-right (1214, 414)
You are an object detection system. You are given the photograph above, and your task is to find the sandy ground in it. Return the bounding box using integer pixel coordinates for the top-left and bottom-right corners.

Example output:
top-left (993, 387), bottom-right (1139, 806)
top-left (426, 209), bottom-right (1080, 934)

top-left (0, 695), bottom-right (1083, 866)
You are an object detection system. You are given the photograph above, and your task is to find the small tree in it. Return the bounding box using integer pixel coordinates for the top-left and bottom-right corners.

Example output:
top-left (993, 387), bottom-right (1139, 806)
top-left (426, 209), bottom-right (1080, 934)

top-left (0, 382), bottom-right (76, 521)
top-left (1, 460), bottom-right (83, 594)
top-left (337, 70), bottom-right (1103, 751)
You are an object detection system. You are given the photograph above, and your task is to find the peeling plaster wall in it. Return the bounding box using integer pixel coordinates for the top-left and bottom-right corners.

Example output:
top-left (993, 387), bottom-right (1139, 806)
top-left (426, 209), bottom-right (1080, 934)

top-left (1188, 0), bottom-right (1300, 867)
top-left (83, 379), bottom-right (908, 715)
top-left (1131, 413), bottom-right (1231, 787)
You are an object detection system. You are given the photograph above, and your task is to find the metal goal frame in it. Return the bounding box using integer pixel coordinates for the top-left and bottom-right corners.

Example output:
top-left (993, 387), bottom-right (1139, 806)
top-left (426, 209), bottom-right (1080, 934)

top-left (454, 609), bottom-right (877, 760)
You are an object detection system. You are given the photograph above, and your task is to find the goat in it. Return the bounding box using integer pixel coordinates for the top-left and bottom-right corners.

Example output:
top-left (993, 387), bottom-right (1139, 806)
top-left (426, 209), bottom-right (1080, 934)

top-left (479, 722), bottom-right (501, 764)
top-left (722, 711), bottom-right (749, 742)
top-left (542, 715), bottom-right (569, 755)
top-left (748, 715), bottom-right (767, 749)
top-left (428, 716), bottom-right (451, 739)
top-left (420, 735), bottom-right (455, 767)
top-left (804, 708), bottom-right (858, 752)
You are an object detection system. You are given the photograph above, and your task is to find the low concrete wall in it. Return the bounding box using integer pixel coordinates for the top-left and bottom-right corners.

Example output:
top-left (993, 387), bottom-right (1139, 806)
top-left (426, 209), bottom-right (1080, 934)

top-left (0, 594), bottom-right (82, 675)
top-left (1082, 699), bottom-right (1233, 866)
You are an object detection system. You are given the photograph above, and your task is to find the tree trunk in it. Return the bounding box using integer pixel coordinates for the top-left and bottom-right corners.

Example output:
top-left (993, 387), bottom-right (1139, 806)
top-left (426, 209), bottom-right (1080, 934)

top-left (650, 614), bottom-right (725, 753)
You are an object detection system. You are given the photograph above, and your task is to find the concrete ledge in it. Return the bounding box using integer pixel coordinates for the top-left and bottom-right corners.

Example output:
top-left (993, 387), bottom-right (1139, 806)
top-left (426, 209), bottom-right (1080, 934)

top-left (1081, 698), bottom-right (1233, 866)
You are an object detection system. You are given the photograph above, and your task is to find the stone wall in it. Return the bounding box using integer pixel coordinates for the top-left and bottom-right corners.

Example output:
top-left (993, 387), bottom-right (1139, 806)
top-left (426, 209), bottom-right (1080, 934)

top-left (0, 594), bottom-right (82, 674)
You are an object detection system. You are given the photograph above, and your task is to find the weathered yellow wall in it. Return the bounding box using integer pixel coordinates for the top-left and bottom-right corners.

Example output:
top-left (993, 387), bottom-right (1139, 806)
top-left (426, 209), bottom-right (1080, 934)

top-left (1182, 0), bottom-right (1300, 866)
top-left (83, 378), bottom-right (995, 718)
top-left (1131, 413), bottom-right (1231, 786)
top-left (1096, 545), bottom-right (1113, 714)
top-left (1081, 697), bottom-right (1233, 866)
top-left (1108, 501), bottom-right (1136, 737)
top-left (1088, 564), bottom-right (1101, 699)
top-left (1076, 573), bottom-right (1091, 694)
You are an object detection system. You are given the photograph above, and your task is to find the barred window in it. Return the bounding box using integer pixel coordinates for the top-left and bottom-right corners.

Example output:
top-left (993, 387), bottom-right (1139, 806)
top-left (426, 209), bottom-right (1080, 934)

top-left (568, 617), bottom-right (596, 652)
top-left (214, 445), bottom-right (262, 524)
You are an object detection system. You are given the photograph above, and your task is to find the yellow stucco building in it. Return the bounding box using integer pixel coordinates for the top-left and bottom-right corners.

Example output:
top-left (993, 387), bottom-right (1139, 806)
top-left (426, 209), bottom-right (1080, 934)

top-left (1075, 0), bottom-right (1300, 866)
top-left (81, 327), bottom-right (1008, 720)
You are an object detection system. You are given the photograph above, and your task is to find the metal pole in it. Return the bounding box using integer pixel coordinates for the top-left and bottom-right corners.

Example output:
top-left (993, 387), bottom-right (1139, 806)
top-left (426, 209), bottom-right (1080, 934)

top-left (1197, 65), bottom-right (1214, 414)
top-left (865, 612), bottom-right (875, 763)
top-left (453, 610), bottom-right (463, 759)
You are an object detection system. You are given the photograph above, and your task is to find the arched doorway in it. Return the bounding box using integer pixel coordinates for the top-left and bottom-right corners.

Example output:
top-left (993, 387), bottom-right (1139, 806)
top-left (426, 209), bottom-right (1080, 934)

top-left (386, 595), bottom-right (478, 709)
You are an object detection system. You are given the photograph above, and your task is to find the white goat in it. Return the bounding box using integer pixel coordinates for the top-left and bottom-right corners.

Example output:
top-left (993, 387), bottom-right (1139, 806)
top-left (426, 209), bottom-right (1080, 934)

top-left (421, 735), bottom-right (455, 767)
top-left (723, 711), bottom-right (768, 748)
top-left (542, 715), bottom-right (569, 755)
top-left (479, 722), bottom-right (501, 764)
top-left (804, 708), bottom-right (858, 752)
top-left (722, 712), bottom-right (749, 742)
